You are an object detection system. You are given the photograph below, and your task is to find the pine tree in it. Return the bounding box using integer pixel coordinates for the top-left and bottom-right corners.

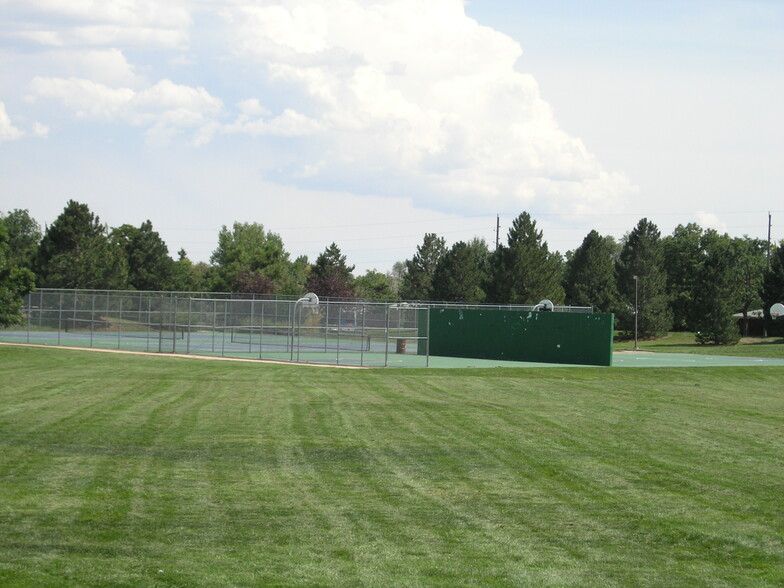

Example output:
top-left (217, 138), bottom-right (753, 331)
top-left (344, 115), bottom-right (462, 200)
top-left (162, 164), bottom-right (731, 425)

top-left (306, 243), bottom-right (355, 299)
top-left (488, 212), bottom-right (564, 304)
top-left (616, 218), bottom-right (672, 338)
top-left (399, 233), bottom-right (446, 301)
top-left (431, 239), bottom-right (489, 303)
top-left (563, 230), bottom-right (619, 313)
top-left (36, 200), bottom-right (128, 289)
top-left (111, 220), bottom-right (174, 291)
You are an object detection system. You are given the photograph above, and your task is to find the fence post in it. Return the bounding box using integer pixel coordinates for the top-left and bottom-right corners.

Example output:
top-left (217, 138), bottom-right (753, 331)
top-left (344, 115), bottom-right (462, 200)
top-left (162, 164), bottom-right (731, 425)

top-left (384, 304), bottom-right (390, 368)
top-left (212, 299), bottom-right (216, 353)
top-left (116, 295), bottom-right (122, 349)
top-left (57, 292), bottom-right (63, 346)
top-left (425, 307), bottom-right (430, 368)
top-left (360, 305), bottom-right (366, 367)
top-left (89, 294), bottom-right (95, 348)
top-left (249, 300), bottom-right (255, 354)
top-left (172, 296), bottom-right (178, 354)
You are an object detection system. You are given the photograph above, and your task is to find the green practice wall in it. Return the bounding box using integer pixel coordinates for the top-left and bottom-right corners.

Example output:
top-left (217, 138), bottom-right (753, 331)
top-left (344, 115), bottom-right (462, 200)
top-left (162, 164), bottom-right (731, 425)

top-left (421, 308), bottom-right (614, 366)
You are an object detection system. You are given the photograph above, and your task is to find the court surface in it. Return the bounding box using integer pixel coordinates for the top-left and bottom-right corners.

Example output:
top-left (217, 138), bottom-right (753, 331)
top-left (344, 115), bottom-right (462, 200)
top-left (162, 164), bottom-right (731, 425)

top-left (3, 332), bottom-right (784, 369)
top-left (422, 351), bottom-right (784, 369)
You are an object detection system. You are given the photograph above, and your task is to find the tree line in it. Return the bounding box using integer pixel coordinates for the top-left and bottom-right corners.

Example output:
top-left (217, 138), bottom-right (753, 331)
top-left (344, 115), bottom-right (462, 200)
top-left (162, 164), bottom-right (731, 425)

top-left (2, 200), bottom-right (783, 344)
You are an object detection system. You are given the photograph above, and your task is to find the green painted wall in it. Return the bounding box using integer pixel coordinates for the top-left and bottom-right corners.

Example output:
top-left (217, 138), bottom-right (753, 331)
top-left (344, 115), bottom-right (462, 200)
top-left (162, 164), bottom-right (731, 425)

top-left (421, 308), bottom-right (614, 366)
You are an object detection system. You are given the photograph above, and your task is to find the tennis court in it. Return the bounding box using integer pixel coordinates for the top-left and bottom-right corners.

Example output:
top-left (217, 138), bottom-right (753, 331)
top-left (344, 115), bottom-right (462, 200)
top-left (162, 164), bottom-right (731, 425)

top-left (3, 334), bottom-right (783, 369)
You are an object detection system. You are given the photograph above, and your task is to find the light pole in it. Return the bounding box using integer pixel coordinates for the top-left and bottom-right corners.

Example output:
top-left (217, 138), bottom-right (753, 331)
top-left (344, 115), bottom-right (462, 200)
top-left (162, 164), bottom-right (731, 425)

top-left (633, 275), bottom-right (639, 351)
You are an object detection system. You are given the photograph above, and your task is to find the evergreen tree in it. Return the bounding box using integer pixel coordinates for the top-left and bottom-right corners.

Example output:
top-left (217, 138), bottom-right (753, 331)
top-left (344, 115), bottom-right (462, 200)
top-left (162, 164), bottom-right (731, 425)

top-left (399, 233), bottom-right (446, 301)
top-left (488, 212), bottom-right (564, 304)
top-left (307, 243), bottom-right (355, 299)
top-left (36, 200), bottom-right (128, 289)
top-left (616, 218), bottom-right (672, 338)
top-left (111, 220), bottom-right (174, 291)
top-left (431, 238), bottom-right (489, 303)
top-left (563, 230), bottom-right (620, 313)
top-left (662, 223), bottom-right (704, 331)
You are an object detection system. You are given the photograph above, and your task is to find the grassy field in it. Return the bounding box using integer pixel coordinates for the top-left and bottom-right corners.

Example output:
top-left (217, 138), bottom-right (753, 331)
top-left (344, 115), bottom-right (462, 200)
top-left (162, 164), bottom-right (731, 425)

top-left (615, 331), bottom-right (784, 359)
top-left (1, 345), bottom-right (783, 587)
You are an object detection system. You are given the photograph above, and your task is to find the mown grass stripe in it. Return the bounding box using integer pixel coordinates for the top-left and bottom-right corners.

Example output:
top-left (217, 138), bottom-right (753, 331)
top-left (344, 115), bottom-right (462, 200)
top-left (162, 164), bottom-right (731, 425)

top-left (0, 346), bottom-right (782, 586)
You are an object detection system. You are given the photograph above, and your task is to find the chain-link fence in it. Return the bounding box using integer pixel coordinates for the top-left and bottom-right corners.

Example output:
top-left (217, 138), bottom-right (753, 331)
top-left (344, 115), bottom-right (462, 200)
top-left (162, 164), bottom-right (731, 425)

top-left (2, 289), bottom-right (591, 367)
top-left (3, 289), bottom-right (430, 367)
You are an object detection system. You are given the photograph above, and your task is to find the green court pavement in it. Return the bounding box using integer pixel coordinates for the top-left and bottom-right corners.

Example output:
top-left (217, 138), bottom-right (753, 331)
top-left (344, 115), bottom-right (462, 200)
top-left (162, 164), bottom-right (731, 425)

top-left (3, 331), bottom-right (784, 368)
top-left (418, 351), bottom-right (784, 369)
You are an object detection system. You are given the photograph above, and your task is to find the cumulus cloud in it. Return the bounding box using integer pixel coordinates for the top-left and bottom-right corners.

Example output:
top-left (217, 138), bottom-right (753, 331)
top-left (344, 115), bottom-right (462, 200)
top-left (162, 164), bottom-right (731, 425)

top-left (216, 0), bottom-right (634, 213)
top-left (696, 211), bottom-right (729, 233)
top-left (42, 49), bottom-right (147, 88)
top-left (0, 102), bottom-right (26, 142)
top-left (29, 77), bottom-right (223, 143)
top-left (5, 0), bottom-right (191, 49)
top-left (9, 0), bottom-right (635, 213)
top-left (0, 102), bottom-right (50, 141)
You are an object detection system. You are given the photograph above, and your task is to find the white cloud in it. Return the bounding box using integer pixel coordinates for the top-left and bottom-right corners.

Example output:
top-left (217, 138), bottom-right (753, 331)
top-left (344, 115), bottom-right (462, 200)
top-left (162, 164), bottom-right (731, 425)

top-left (11, 0), bottom-right (635, 215)
top-left (0, 101), bottom-right (49, 142)
top-left (217, 0), bottom-right (634, 214)
top-left (224, 107), bottom-right (323, 137)
top-left (29, 77), bottom-right (224, 143)
top-left (30, 77), bottom-right (135, 119)
top-left (0, 102), bottom-right (25, 142)
top-left (5, 0), bottom-right (192, 49)
top-left (696, 211), bottom-right (729, 233)
top-left (27, 49), bottom-right (145, 88)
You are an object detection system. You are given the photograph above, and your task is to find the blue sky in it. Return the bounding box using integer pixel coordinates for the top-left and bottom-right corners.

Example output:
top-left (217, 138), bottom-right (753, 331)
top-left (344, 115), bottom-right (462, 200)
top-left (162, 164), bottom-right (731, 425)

top-left (1, 0), bottom-right (782, 274)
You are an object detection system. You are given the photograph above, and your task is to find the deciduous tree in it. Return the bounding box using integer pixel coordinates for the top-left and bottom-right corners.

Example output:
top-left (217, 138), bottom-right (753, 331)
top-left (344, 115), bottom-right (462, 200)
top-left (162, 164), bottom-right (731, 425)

top-left (1, 209), bottom-right (41, 271)
top-left (0, 221), bottom-right (35, 326)
top-left (355, 270), bottom-right (395, 300)
top-left (662, 223), bottom-right (704, 331)
top-left (210, 222), bottom-right (290, 293)
top-left (692, 231), bottom-right (744, 345)
top-left (762, 240), bottom-right (784, 336)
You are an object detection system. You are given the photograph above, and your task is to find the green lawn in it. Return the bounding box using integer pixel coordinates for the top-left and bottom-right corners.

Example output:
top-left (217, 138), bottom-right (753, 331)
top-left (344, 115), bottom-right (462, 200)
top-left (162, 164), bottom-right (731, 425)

top-left (615, 331), bottom-right (784, 359)
top-left (1, 345), bottom-right (783, 586)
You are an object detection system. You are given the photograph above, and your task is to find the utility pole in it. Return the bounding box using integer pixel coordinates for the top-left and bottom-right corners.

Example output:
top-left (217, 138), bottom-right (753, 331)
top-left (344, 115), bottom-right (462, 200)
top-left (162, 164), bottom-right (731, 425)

top-left (633, 275), bottom-right (639, 351)
top-left (768, 211), bottom-right (772, 271)
top-left (495, 214), bottom-right (500, 250)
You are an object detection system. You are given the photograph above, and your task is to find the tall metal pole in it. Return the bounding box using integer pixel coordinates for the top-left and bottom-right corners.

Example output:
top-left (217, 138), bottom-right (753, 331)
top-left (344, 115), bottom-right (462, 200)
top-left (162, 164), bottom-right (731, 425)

top-left (633, 275), bottom-right (639, 351)
top-left (768, 211), bottom-right (772, 271)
